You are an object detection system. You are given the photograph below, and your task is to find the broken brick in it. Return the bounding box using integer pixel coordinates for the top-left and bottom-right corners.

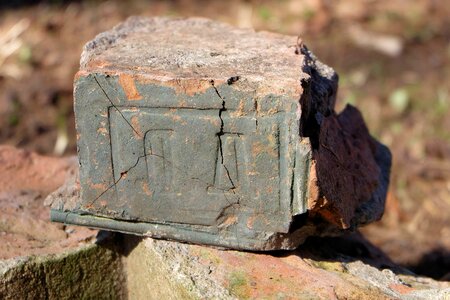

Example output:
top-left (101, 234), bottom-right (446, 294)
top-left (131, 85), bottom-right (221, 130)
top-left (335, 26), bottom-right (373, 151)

top-left (50, 17), bottom-right (391, 250)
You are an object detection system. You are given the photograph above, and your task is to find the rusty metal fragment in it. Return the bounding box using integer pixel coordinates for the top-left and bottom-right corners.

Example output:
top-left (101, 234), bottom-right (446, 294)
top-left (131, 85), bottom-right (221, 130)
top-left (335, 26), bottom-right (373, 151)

top-left (50, 17), bottom-right (391, 250)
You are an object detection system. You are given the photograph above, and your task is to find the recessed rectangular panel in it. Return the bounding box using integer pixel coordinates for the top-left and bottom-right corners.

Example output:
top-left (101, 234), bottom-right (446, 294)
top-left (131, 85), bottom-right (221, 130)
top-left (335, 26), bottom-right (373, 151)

top-left (108, 107), bottom-right (288, 226)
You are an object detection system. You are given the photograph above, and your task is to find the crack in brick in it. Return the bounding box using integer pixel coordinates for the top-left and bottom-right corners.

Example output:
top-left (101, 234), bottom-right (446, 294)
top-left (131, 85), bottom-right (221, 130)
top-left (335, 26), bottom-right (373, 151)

top-left (88, 78), bottom-right (239, 207)
top-left (210, 80), bottom-right (236, 191)
top-left (89, 149), bottom-right (236, 206)
top-left (94, 76), bottom-right (142, 138)
top-left (88, 152), bottom-right (148, 206)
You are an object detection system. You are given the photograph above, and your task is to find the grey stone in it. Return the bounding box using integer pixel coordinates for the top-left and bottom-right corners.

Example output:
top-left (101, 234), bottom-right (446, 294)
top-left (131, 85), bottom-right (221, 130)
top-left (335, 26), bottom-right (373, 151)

top-left (122, 234), bottom-right (450, 300)
top-left (51, 16), bottom-right (391, 250)
top-left (0, 236), bottom-right (125, 300)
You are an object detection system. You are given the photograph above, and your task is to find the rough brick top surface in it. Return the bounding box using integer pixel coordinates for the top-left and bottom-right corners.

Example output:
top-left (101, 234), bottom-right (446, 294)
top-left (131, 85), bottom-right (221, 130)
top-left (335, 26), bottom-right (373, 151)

top-left (79, 16), bottom-right (309, 97)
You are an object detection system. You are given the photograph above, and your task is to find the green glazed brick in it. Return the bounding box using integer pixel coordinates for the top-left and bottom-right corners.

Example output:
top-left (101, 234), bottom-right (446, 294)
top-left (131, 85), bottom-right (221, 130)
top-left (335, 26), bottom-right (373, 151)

top-left (51, 17), bottom-right (390, 250)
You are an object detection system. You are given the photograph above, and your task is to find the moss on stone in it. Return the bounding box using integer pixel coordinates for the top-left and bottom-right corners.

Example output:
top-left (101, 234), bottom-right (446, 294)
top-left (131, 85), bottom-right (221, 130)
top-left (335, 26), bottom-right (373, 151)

top-left (124, 238), bottom-right (196, 300)
top-left (0, 241), bottom-right (125, 300)
top-left (228, 270), bottom-right (251, 299)
top-left (309, 259), bottom-right (347, 273)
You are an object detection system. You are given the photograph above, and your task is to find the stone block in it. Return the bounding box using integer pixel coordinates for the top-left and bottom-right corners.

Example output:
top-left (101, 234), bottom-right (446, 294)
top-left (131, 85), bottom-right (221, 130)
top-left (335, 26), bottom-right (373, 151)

top-left (122, 235), bottom-right (450, 300)
top-left (51, 17), bottom-right (391, 250)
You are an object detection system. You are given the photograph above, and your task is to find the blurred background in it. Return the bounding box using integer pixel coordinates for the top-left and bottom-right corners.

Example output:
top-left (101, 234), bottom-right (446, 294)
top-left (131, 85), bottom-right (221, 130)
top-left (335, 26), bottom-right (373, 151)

top-left (0, 0), bottom-right (449, 280)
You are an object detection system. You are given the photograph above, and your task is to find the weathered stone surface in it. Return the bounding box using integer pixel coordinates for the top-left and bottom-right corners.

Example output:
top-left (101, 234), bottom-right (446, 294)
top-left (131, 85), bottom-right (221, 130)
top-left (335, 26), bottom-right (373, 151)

top-left (122, 235), bottom-right (450, 300)
top-left (0, 240), bottom-right (125, 300)
top-left (51, 16), bottom-right (391, 250)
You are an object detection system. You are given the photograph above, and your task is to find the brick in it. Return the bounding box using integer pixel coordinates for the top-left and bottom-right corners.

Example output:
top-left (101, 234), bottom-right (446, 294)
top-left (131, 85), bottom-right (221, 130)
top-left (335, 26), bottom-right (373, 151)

top-left (51, 17), bottom-right (391, 250)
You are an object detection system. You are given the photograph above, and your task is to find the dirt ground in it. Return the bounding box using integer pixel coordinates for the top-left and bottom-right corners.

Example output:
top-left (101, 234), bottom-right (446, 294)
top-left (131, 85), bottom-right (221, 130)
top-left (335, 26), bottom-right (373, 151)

top-left (0, 145), bottom-right (96, 259)
top-left (0, 0), bottom-right (449, 279)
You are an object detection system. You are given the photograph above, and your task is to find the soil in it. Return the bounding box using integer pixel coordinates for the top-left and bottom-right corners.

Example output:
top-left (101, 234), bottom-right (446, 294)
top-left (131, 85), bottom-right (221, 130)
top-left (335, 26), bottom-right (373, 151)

top-left (0, 0), bottom-right (448, 279)
top-left (0, 145), bottom-right (96, 259)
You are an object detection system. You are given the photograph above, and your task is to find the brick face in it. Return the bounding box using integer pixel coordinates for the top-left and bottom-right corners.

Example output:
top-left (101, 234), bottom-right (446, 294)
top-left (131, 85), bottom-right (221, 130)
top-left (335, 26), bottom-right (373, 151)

top-left (51, 17), bottom-right (390, 250)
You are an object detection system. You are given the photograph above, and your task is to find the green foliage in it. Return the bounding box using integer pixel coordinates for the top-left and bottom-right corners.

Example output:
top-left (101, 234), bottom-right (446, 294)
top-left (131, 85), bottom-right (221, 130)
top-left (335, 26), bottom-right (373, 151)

top-left (389, 88), bottom-right (410, 113)
top-left (258, 5), bottom-right (272, 21)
